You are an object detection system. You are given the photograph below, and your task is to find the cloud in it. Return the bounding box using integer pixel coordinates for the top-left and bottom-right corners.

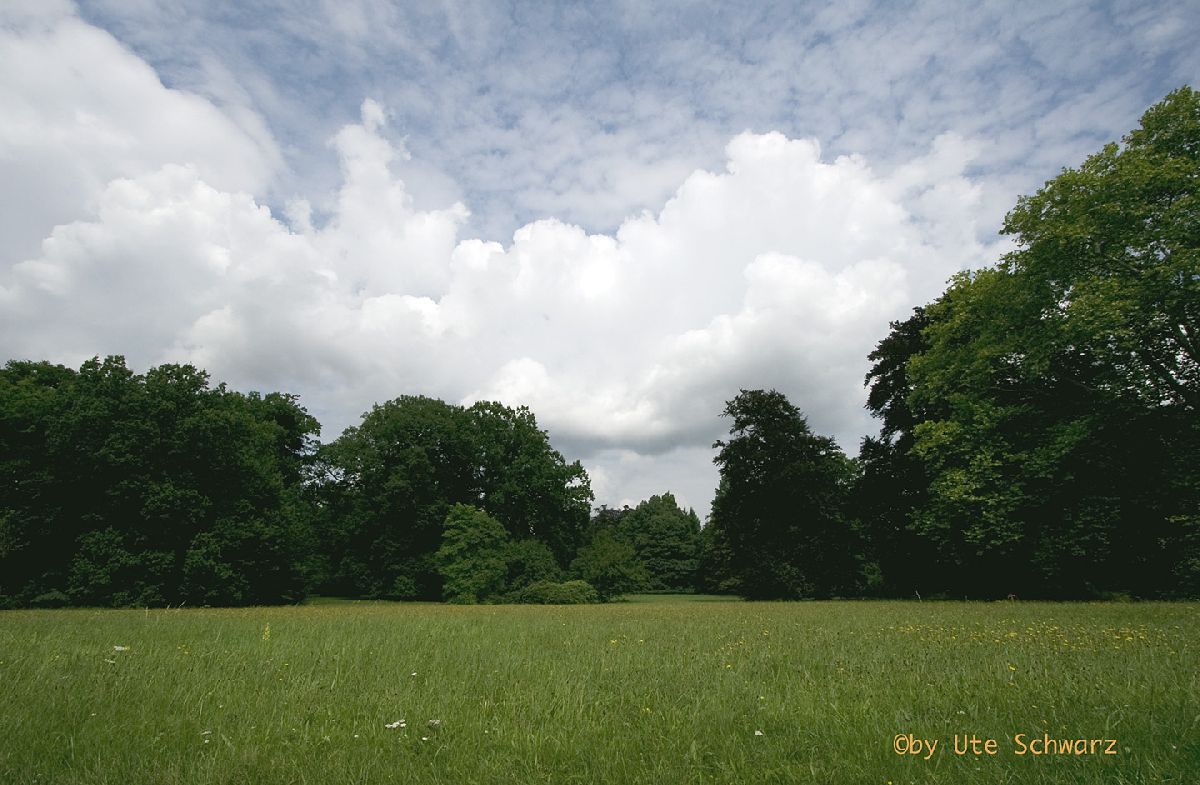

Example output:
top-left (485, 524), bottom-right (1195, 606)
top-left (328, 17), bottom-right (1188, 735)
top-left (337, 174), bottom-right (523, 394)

top-left (0, 1), bottom-right (280, 265)
top-left (1, 86), bottom-right (1002, 514)
top-left (69, 0), bottom-right (1198, 250)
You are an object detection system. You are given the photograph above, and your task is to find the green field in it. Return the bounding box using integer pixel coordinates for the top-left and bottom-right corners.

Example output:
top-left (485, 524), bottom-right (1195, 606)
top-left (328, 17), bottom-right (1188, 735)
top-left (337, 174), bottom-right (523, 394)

top-left (1, 599), bottom-right (1196, 784)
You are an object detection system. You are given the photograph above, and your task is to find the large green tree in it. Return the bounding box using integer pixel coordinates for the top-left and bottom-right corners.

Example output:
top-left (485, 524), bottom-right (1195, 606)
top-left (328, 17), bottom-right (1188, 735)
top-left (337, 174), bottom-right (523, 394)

top-left (898, 87), bottom-right (1200, 597)
top-left (317, 396), bottom-right (592, 600)
top-left (316, 396), bottom-right (475, 599)
top-left (707, 389), bottom-right (859, 599)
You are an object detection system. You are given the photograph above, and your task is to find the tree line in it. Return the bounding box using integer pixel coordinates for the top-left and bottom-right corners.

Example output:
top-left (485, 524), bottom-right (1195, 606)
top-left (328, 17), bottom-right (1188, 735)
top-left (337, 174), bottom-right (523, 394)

top-left (0, 361), bottom-right (704, 607)
top-left (1, 87), bottom-right (1196, 606)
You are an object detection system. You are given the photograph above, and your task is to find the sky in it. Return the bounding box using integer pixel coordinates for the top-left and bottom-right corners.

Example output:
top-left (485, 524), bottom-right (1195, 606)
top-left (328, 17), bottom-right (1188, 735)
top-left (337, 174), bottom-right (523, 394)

top-left (2, 0), bottom-right (1197, 517)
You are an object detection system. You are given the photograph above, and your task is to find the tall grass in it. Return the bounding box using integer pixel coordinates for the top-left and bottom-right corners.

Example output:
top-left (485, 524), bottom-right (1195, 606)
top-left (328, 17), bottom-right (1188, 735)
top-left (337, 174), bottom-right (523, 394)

top-left (0, 599), bottom-right (1196, 783)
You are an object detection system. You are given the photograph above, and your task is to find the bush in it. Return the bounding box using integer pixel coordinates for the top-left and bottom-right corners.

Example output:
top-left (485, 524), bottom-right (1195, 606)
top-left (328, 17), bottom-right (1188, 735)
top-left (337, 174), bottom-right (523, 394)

top-left (569, 531), bottom-right (647, 601)
top-left (503, 539), bottom-right (561, 592)
top-left (30, 590), bottom-right (70, 608)
top-left (510, 579), bottom-right (599, 604)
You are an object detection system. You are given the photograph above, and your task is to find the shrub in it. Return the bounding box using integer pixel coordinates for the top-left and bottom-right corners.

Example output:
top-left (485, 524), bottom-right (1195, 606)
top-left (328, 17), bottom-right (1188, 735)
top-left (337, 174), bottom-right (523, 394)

top-left (503, 539), bottom-right (561, 591)
top-left (510, 579), bottom-right (599, 604)
top-left (569, 531), bottom-right (647, 601)
top-left (29, 590), bottom-right (70, 608)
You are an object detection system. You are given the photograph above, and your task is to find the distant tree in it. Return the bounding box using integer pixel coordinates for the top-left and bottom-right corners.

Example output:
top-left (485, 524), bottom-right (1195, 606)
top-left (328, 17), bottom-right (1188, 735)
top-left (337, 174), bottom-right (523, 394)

top-left (709, 389), bottom-right (859, 599)
top-left (436, 504), bottom-right (510, 604)
top-left (501, 538), bottom-right (562, 595)
top-left (569, 530), bottom-right (648, 601)
top-left (509, 579), bottom-right (599, 604)
top-left (467, 401), bottom-right (593, 564)
top-left (615, 493), bottom-right (702, 591)
top-left (587, 504), bottom-right (632, 541)
top-left (316, 396), bottom-right (475, 599)
top-left (316, 396), bottom-right (592, 600)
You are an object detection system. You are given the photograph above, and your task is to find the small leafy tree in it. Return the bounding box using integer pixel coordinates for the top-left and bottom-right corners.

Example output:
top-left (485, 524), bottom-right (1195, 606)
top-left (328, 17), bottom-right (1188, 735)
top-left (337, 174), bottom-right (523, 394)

top-left (510, 579), bottom-right (599, 604)
top-left (436, 504), bottom-right (510, 603)
top-left (569, 530), bottom-right (647, 601)
top-left (502, 538), bottom-right (561, 594)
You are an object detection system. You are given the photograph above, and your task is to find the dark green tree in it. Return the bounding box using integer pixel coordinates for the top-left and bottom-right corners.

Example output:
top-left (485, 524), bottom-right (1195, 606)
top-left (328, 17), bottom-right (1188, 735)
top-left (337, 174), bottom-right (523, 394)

top-left (501, 538), bottom-right (562, 595)
top-left (316, 395), bottom-right (592, 600)
top-left (316, 396), bottom-right (474, 599)
top-left (569, 529), bottom-right (648, 601)
top-left (696, 517), bottom-right (740, 595)
top-left (0, 356), bottom-right (318, 607)
top-left (708, 389), bottom-right (859, 599)
top-left (855, 307), bottom-right (940, 595)
top-left (468, 401), bottom-right (592, 563)
top-left (615, 493), bottom-right (702, 591)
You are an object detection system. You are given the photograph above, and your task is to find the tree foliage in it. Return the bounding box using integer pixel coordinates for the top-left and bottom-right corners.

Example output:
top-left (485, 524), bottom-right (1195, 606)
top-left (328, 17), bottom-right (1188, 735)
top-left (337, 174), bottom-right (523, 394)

top-left (436, 504), bottom-right (511, 604)
top-left (509, 579), bottom-right (599, 604)
top-left (708, 389), bottom-right (859, 599)
top-left (316, 396), bottom-right (592, 599)
top-left (855, 307), bottom-right (937, 596)
top-left (569, 530), bottom-right (648, 601)
top-left (614, 493), bottom-right (702, 591)
top-left (587, 495), bottom-right (703, 592)
top-left (0, 356), bottom-right (318, 607)
top-left (864, 87), bottom-right (1200, 598)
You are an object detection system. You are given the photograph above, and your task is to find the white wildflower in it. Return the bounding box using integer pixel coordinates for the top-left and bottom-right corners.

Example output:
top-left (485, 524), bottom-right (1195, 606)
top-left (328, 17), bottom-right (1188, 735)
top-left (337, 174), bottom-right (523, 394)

top-left (385, 720), bottom-right (404, 730)
top-left (754, 730), bottom-right (764, 736)
top-left (113, 646), bottom-right (129, 652)
top-left (427, 719), bottom-right (441, 728)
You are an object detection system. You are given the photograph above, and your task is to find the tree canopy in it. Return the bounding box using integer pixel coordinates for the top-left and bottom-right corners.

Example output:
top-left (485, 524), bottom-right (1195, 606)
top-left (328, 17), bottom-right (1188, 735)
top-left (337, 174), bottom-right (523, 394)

top-left (708, 389), bottom-right (859, 599)
top-left (858, 86), bottom-right (1200, 598)
top-left (0, 356), bottom-right (318, 607)
top-left (314, 395), bottom-right (592, 600)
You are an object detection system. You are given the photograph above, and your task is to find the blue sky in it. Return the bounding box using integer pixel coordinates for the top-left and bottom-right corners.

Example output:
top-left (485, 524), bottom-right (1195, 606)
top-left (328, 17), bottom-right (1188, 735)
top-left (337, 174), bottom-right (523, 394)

top-left (2, 0), bottom-right (1197, 514)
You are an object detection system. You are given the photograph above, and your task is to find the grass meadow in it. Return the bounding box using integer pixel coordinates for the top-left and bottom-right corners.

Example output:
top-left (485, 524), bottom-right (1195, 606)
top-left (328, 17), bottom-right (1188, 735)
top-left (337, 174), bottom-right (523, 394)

top-left (0, 598), bottom-right (1196, 784)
